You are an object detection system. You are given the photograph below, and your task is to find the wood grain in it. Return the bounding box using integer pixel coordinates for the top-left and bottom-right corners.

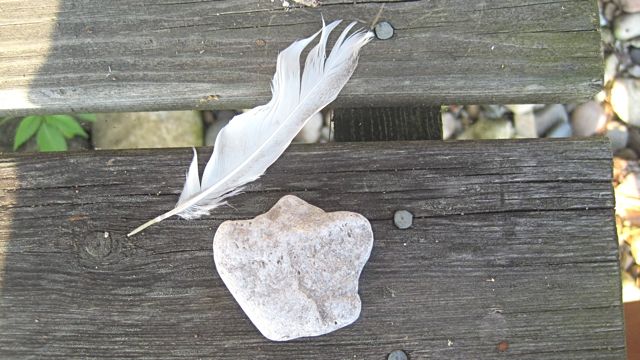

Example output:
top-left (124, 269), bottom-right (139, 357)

top-left (0, 0), bottom-right (602, 116)
top-left (0, 138), bottom-right (624, 359)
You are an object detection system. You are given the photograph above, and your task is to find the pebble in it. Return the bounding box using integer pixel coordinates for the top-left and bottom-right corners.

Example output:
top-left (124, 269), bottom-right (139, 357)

top-left (213, 195), bottom-right (373, 341)
top-left (611, 78), bottom-right (640, 125)
top-left (513, 110), bottom-right (537, 138)
top-left (535, 104), bottom-right (569, 136)
top-left (604, 53), bottom-right (620, 85)
top-left (512, 105), bottom-right (568, 138)
top-left (571, 101), bottom-right (607, 136)
top-left (604, 2), bottom-right (618, 23)
top-left (607, 121), bottom-right (630, 152)
top-left (546, 121), bottom-right (572, 138)
top-left (616, 147), bottom-right (639, 160)
top-left (614, 13), bottom-right (640, 40)
top-left (506, 104), bottom-right (542, 114)
top-left (628, 65), bottom-right (640, 78)
top-left (442, 112), bottom-right (458, 140)
top-left (619, 0), bottom-right (640, 13)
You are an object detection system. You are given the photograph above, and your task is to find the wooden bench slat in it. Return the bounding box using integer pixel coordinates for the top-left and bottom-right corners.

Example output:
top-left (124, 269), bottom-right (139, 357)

top-left (0, 138), bottom-right (624, 359)
top-left (0, 0), bottom-right (602, 116)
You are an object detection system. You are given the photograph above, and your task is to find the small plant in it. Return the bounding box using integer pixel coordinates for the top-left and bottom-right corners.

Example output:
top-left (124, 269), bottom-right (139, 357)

top-left (13, 114), bottom-right (96, 152)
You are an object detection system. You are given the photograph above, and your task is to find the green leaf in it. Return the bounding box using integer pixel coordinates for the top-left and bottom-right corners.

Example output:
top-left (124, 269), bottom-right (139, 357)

top-left (46, 115), bottom-right (88, 139)
top-left (75, 113), bottom-right (96, 122)
top-left (36, 123), bottom-right (67, 152)
top-left (14, 116), bottom-right (42, 150)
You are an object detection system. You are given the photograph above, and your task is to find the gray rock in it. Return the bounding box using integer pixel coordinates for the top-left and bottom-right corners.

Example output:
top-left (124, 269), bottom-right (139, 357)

top-left (571, 101), bottom-right (607, 136)
top-left (93, 111), bottom-right (202, 149)
top-left (213, 195), bottom-right (374, 341)
top-left (611, 78), bottom-right (640, 125)
top-left (614, 13), bottom-right (640, 40)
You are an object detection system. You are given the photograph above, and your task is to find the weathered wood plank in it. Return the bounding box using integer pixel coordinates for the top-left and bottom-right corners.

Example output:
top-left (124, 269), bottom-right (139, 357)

top-left (0, 0), bottom-right (602, 116)
top-left (333, 106), bottom-right (443, 141)
top-left (0, 138), bottom-right (623, 359)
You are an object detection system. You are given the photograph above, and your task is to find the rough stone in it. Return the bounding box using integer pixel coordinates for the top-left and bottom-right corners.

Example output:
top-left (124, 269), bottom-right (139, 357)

top-left (213, 195), bottom-right (374, 341)
top-left (611, 78), bottom-right (640, 125)
top-left (93, 111), bottom-right (202, 149)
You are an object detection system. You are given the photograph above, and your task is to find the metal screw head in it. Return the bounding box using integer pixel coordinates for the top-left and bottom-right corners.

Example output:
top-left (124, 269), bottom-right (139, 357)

top-left (394, 210), bottom-right (413, 229)
top-left (374, 21), bottom-right (394, 40)
top-left (388, 349), bottom-right (408, 360)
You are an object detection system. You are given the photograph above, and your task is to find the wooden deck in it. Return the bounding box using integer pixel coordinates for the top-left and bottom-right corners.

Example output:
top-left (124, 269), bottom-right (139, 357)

top-left (0, 138), bottom-right (624, 359)
top-left (0, 0), bottom-right (602, 116)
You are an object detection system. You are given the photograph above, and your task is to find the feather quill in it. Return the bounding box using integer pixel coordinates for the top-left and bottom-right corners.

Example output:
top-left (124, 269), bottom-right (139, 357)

top-left (128, 20), bottom-right (373, 237)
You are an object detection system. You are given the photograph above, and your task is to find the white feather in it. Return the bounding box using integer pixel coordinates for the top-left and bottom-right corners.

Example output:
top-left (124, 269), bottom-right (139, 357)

top-left (128, 20), bottom-right (373, 236)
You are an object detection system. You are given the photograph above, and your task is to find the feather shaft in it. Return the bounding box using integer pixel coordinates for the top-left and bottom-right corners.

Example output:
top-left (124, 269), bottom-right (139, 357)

top-left (128, 20), bottom-right (372, 237)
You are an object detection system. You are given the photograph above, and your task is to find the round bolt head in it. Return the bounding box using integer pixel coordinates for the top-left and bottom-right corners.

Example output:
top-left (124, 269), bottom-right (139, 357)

top-left (394, 210), bottom-right (413, 229)
top-left (374, 21), bottom-right (394, 40)
top-left (388, 349), bottom-right (408, 360)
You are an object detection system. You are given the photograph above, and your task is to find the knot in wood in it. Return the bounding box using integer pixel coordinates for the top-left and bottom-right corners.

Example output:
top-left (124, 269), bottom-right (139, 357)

top-left (76, 230), bottom-right (123, 266)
